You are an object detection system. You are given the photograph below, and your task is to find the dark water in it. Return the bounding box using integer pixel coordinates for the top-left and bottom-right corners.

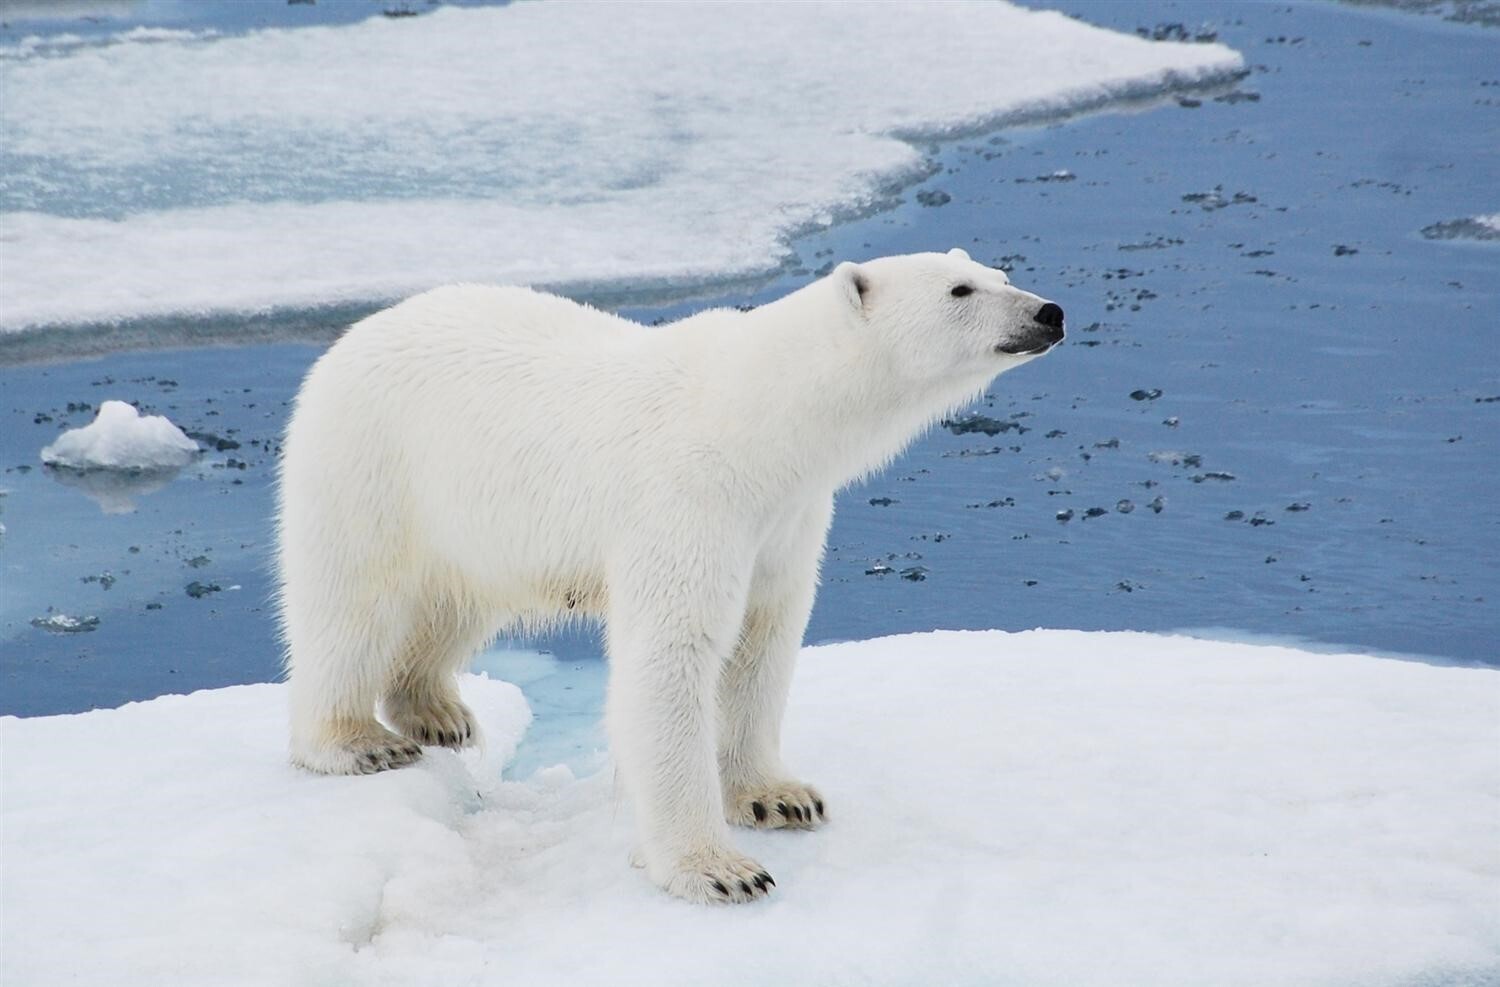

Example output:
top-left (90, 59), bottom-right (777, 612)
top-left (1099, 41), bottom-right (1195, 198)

top-left (2, 0), bottom-right (1496, 729)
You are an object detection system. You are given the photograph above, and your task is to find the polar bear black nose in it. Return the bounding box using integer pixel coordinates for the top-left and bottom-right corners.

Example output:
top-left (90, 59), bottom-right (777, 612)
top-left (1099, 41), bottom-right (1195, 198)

top-left (1034, 302), bottom-right (1064, 329)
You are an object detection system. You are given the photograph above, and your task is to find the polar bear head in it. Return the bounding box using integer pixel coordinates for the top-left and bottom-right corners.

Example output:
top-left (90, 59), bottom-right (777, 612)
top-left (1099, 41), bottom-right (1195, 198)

top-left (830, 248), bottom-right (1064, 383)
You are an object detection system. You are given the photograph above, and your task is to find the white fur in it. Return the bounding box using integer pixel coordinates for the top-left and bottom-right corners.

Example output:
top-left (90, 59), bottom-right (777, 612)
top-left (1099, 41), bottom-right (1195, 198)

top-left (277, 248), bottom-right (1060, 902)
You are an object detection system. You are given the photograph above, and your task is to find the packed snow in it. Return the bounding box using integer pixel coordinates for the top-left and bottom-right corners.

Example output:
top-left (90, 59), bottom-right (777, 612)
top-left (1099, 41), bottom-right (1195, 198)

top-left (0, 3), bottom-right (1243, 330)
top-left (3, 630), bottom-right (1495, 987)
top-left (38, 399), bottom-right (198, 471)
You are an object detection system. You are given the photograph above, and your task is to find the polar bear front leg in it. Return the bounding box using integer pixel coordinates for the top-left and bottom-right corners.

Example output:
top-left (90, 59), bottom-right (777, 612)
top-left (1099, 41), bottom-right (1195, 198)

top-left (605, 549), bottom-right (774, 904)
top-left (718, 588), bottom-right (826, 830)
top-left (719, 502), bottom-right (829, 830)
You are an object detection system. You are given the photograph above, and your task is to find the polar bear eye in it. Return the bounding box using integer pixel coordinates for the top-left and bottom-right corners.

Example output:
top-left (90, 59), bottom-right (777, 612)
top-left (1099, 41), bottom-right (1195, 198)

top-left (950, 284), bottom-right (974, 298)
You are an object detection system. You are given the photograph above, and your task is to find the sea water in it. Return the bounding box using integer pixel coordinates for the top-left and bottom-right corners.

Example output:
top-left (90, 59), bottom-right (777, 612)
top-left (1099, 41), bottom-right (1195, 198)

top-left (1, 2), bottom-right (1495, 781)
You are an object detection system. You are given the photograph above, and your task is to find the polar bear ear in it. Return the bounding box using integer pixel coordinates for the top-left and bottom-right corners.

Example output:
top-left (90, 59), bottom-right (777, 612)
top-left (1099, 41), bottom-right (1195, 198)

top-left (947, 247), bottom-right (971, 261)
top-left (833, 261), bottom-right (869, 312)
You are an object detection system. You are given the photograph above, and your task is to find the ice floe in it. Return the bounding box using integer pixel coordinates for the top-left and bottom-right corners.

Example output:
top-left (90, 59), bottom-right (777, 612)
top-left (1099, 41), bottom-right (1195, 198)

top-left (2, 630), bottom-right (1494, 986)
top-left (0, 3), bottom-right (1244, 331)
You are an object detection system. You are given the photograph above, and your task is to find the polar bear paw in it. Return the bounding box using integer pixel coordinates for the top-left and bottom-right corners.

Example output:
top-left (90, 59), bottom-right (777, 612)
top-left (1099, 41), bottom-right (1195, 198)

top-left (291, 722), bottom-right (424, 775)
top-left (660, 849), bottom-right (776, 905)
top-left (726, 781), bottom-right (826, 830)
top-left (385, 691), bottom-right (479, 750)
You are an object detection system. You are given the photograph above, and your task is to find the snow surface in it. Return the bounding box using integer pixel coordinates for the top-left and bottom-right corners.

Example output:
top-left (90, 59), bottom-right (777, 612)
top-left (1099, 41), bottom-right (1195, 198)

top-left (3, 630), bottom-right (1496, 987)
top-left (0, 3), bottom-right (1244, 330)
top-left (37, 399), bottom-right (198, 471)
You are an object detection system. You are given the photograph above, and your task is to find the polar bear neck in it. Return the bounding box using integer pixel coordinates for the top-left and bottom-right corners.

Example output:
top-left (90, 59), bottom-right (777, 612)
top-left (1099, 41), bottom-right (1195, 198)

top-left (670, 282), bottom-right (996, 498)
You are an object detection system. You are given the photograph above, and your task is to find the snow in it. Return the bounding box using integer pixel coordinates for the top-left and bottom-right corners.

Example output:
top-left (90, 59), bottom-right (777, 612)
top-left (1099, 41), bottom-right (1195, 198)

top-left (0, 3), bottom-right (1244, 330)
top-left (3, 629), bottom-right (1496, 987)
top-left (38, 399), bottom-right (198, 471)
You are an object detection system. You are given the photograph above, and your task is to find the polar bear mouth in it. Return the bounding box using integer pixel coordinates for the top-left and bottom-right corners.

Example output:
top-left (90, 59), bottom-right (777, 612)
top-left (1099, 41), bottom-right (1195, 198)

top-left (995, 339), bottom-right (1060, 356)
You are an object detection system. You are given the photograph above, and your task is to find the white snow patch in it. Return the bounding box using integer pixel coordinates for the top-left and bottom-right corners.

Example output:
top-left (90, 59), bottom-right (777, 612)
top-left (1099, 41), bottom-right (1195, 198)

top-left (0, 3), bottom-right (1244, 330)
top-left (38, 399), bottom-right (199, 470)
top-left (2, 630), bottom-right (1496, 986)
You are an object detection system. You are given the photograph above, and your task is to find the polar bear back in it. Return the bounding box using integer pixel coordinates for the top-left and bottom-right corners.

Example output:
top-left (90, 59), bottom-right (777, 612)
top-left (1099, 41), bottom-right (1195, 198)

top-left (281, 284), bottom-right (708, 607)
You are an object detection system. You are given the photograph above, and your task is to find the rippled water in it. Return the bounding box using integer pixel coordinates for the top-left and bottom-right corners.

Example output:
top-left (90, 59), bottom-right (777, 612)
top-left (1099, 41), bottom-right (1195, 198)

top-left (2, 2), bottom-right (1495, 756)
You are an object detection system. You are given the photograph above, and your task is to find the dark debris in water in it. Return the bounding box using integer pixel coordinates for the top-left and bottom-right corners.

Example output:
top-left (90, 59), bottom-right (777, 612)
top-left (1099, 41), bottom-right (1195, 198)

top-left (31, 613), bottom-right (101, 634)
top-left (187, 430), bottom-right (240, 452)
top-left (185, 581), bottom-right (222, 599)
top-left (1420, 217), bottom-right (1500, 241)
top-left (1136, 22), bottom-right (1220, 43)
top-left (1181, 187), bottom-right (1259, 211)
top-left (1016, 170), bottom-right (1076, 184)
top-left (1118, 236), bottom-right (1184, 252)
top-left (943, 413), bottom-right (1028, 437)
top-left (1149, 451), bottom-right (1201, 467)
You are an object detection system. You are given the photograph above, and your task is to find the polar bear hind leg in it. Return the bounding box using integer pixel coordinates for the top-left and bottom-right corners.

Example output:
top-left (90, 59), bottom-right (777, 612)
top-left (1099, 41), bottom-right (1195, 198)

top-left (285, 583), bottom-right (424, 775)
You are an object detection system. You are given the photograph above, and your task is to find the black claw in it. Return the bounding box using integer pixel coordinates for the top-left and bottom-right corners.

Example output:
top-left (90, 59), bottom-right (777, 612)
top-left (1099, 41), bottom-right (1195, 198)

top-left (761, 872), bottom-right (775, 888)
top-left (751, 801), bottom-right (767, 822)
top-left (815, 799), bottom-right (825, 817)
top-left (791, 805), bottom-right (804, 822)
top-left (711, 879), bottom-right (728, 897)
top-left (752, 874), bottom-right (768, 891)
top-left (739, 879), bottom-right (752, 896)
top-left (777, 802), bottom-right (788, 816)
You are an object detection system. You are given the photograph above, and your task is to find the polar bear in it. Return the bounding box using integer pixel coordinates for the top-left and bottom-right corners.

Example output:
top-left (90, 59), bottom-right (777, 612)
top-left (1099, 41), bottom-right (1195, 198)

top-left (277, 248), bottom-right (1063, 903)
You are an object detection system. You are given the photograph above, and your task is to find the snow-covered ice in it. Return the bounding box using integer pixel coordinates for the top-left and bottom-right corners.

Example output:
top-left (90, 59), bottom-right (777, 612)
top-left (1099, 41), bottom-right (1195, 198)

top-left (3, 630), bottom-right (1495, 986)
top-left (37, 399), bottom-right (198, 471)
top-left (0, 2), bottom-right (1243, 330)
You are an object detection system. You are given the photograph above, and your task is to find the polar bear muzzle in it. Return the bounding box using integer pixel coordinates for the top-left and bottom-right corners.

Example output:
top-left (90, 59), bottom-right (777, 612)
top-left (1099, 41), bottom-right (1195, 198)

top-left (996, 301), bottom-right (1066, 355)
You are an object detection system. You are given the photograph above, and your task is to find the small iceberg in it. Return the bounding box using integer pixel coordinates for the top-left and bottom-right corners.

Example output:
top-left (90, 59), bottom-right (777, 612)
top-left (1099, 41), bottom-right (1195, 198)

top-left (39, 401), bottom-right (199, 513)
top-left (1420, 213), bottom-right (1500, 242)
top-left (40, 400), bottom-right (199, 471)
